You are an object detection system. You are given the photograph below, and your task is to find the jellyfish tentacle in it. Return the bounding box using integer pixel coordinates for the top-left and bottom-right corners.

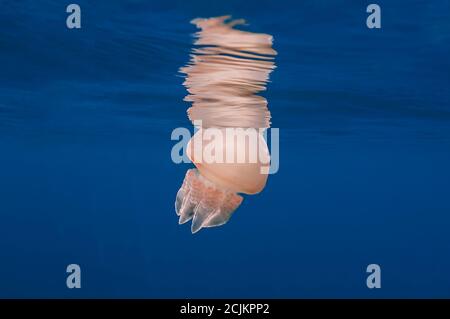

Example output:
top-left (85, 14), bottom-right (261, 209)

top-left (175, 170), bottom-right (192, 216)
top-left (176, 169), bottom-right (200, 224)
top-left (191, 202), bottom-right (216, 234)
top-left (178, 192), bottom-right (195, 224)
top-left (174, 168), bottom-right (244, 233)
top-left (175, 188), bottom-right (185, 216)
top-left (203, 193), bottom-right (243, 228)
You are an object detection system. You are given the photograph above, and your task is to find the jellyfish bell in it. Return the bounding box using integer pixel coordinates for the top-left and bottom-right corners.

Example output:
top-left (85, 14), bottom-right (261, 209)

top-left (175, 127), bottom-right (270, 233)
top-left (188, 128), bottom-right (270, 194)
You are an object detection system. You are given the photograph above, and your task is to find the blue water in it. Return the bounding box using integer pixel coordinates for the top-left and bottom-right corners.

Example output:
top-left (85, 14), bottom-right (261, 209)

top-left (1, 0), bottom-right (450, 298)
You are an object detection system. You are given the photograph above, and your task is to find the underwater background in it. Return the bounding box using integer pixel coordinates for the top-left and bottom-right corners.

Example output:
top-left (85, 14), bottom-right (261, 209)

top-left (0, 0), bottom-right (449, 298)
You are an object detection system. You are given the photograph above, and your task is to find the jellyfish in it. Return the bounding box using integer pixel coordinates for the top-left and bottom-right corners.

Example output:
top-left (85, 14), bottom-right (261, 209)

top-left (175, 16), bottom-right (277, 233)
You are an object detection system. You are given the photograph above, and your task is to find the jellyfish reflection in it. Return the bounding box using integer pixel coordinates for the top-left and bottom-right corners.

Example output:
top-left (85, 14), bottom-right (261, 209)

top-left (175, 16), bottom-right (277, 233)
